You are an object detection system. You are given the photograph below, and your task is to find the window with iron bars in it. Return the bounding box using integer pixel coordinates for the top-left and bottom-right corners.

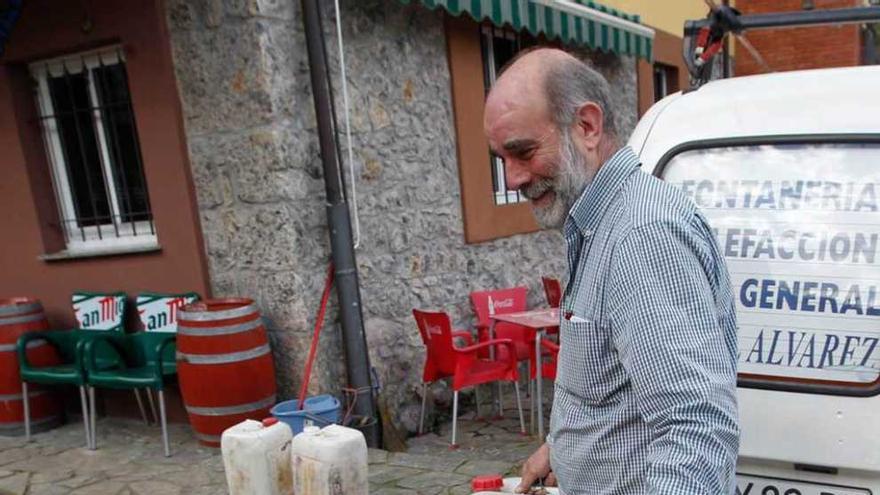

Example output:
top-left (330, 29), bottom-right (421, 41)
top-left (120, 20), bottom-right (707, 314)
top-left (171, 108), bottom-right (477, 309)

top-left (30, 46), bottom-right (156, 253)
top-left (480, 25), bottom-right (534, 206)
top-left (652, 63), bottom-right (678, 103)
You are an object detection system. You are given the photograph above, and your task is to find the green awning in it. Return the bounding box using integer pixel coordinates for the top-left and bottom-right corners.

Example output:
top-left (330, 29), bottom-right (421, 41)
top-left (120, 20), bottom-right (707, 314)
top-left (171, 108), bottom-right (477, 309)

top-left (400, 0), bottom-right (654, 61)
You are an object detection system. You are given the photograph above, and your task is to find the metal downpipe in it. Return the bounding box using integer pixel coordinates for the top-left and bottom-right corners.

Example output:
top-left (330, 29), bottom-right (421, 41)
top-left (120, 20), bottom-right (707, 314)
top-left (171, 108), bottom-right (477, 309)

top-left (298, 0), bottom-right (380, 447)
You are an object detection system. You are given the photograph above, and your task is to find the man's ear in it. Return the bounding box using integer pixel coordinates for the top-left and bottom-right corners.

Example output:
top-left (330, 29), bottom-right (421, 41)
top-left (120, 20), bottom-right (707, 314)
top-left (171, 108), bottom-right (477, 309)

top-left (574, 102), bottom-right (604, 151)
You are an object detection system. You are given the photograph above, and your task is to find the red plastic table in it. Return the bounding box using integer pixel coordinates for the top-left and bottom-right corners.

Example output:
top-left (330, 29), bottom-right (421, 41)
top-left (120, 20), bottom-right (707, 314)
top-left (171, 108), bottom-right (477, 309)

top-left (489, 308), bottom-right (559, 440)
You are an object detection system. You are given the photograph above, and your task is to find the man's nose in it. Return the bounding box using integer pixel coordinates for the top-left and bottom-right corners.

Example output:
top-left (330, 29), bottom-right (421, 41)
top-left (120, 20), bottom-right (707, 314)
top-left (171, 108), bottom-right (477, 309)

top-left (504, 160), bottom-right (531, 191)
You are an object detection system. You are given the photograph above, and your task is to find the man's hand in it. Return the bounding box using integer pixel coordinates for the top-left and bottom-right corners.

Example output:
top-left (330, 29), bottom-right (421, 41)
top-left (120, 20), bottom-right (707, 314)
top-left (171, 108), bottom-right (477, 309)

top-left (515, 443), bottom-right (556, 493)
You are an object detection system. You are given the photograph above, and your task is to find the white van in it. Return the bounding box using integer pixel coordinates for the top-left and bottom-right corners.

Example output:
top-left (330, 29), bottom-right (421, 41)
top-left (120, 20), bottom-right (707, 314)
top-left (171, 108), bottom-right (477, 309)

top-left (629, 65), bottom-right (880, 495)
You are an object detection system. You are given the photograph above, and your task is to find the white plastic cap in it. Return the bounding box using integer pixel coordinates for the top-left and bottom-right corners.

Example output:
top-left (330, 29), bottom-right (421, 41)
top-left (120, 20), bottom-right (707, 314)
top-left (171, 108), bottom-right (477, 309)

top-left (303, 426), bottom-right (321, 434)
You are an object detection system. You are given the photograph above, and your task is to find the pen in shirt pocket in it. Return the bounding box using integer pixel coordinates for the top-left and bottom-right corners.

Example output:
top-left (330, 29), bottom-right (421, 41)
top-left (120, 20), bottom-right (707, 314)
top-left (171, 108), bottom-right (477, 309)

top-left (564, 311), bottom-right (589, 323)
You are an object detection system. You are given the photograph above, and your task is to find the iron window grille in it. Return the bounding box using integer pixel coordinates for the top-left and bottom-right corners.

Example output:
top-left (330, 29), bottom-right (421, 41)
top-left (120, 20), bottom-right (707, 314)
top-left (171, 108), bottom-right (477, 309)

top-left (481, 25), bottom-right (529, 206)
top-left (652, 63), bottom-right (678, 102)
top-left (29, 46), bottom-right (156, 252)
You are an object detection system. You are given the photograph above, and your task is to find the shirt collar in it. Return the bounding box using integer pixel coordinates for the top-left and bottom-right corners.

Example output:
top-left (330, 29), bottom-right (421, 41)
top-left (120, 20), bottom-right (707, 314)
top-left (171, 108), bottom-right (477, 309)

top-left (566, 146), bottom-right (641, 236)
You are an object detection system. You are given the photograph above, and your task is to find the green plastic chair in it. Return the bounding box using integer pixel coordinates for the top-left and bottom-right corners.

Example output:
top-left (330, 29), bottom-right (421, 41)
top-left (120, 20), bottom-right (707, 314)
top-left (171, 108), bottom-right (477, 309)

top-left (82, 292), bottom-right (198, 456)
top-left (83, 332), bottom-right (177, 456)
top-left (130, 292), bottom-right (198, 429)
top-left (16, 329), bottom-right (87, 444)
top-left (17, 291), bottom-right (127, 448)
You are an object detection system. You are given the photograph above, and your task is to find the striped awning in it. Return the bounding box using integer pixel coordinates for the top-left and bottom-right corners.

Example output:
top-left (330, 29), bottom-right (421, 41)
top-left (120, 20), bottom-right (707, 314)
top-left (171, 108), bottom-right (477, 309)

top-left (400, 0), bottom-right (654, 60)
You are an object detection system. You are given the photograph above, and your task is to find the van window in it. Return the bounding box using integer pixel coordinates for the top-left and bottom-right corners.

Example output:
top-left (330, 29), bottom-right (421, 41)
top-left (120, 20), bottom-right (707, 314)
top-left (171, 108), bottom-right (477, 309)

top-left (662, 142), bottom-right (880, 390)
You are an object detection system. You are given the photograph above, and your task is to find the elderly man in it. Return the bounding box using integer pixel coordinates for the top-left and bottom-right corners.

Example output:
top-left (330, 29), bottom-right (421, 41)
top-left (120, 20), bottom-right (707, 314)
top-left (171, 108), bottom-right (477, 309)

top-left (483, 48), bottom-right (740, 494)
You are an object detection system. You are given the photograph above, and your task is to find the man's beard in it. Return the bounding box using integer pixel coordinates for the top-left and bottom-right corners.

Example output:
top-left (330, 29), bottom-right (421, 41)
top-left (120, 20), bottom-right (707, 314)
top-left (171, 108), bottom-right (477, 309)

top-left (521, 130), bottom-right (593, 229)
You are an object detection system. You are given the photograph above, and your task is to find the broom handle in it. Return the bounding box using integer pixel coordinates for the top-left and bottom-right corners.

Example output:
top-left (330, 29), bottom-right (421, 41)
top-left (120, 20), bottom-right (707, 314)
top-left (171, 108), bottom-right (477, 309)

top-left (297, 262), bottom-right (335, 410)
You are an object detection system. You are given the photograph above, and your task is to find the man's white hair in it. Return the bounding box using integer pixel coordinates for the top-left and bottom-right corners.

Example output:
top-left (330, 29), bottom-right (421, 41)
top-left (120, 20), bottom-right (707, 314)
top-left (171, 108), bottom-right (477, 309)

top-left (544, 56), bottom-right (618, 139)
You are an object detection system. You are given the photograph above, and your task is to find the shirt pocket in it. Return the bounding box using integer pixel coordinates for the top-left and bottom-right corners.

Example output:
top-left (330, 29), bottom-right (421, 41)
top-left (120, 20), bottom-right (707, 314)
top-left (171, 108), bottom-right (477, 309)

top-left (556, 317), bottom-right (625, 406)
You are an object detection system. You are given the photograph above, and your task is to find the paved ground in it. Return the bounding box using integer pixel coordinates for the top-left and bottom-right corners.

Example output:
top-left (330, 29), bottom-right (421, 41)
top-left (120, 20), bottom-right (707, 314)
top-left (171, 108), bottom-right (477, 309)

top-left (0, 394), bottom-right (550, 494)
top-left (371, 410), bottom-right (542, 494)
top-left (0, 419), bottom-right (224, 495)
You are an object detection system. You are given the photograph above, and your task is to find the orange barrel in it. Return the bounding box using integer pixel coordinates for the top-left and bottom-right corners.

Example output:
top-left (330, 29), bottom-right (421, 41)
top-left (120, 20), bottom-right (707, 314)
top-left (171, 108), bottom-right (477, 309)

top-left (0, 298), bottom-right (62, 436)
top-left (177, 298), bottom-right (277, 447)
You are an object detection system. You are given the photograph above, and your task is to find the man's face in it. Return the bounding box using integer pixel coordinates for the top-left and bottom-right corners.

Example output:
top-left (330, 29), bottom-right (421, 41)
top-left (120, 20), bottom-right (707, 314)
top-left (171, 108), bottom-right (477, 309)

top-left (484, 98), bottom-right (593, 229)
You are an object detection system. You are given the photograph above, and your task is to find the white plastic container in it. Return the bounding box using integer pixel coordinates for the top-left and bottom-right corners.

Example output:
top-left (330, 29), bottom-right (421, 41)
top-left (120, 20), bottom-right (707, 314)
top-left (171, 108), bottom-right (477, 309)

top-left (290, 424), bottom-right (368, 495)
top-left (221, 418), bottom-right (293, 495)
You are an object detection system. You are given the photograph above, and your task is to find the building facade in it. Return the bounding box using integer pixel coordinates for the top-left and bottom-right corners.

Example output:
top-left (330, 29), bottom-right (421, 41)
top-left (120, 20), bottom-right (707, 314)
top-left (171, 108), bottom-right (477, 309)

top-left (0, 0), bottom-right (698, 434)
top-left (734, 0), bottom-right (874, 76)
top-left (601, 0), bottom-right (709, 113)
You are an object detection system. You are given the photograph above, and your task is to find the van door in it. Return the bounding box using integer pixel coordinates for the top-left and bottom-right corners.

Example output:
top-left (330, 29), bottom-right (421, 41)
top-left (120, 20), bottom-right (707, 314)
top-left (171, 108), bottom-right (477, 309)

top-left (656, 138), bottom-right (880, 494)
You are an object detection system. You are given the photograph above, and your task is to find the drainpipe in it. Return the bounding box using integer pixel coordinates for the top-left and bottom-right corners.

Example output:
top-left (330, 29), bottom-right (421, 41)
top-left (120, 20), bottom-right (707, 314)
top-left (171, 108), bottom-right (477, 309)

top-left (299, 0), bottom-right (380, 447)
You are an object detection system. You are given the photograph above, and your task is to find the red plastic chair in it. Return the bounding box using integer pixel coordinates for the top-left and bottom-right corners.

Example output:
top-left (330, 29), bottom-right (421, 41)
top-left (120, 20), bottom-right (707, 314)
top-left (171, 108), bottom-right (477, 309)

top-left (470, 287), bottom-right (533, 363)
top-left (413, 309), bottom-right (525, 447)
top-left (541, 277), bottom-right (562, 337)
top-left (541, 277), bottom-right (562, 308)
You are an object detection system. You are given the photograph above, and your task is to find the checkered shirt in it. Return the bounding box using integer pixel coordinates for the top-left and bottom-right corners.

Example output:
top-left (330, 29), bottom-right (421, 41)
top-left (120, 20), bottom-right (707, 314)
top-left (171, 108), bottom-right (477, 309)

top-left (548, 146), bottom-right (740, 494)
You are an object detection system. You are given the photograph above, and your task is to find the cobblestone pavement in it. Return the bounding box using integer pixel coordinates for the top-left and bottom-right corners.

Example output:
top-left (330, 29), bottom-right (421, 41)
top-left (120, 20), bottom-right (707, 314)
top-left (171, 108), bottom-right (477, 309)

top-left (0, 396), bottom-right (549, 494)
top-left (0, 419), bottom-right (225, 495)
top-left (370, 408), bottom-right (544, 495)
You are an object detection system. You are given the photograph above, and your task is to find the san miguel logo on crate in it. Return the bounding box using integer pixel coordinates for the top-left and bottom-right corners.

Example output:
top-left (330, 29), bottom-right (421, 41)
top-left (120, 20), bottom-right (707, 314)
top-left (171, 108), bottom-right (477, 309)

top-left (137, 294), bottom-right (198, 333)
top-left (73, 293), bottom-right (125, 330)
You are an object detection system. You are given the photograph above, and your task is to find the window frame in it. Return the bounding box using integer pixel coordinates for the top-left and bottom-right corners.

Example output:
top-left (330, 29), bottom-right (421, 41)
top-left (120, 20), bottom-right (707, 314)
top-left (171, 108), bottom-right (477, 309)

top-left (637, 29), bottom-right (688, 117)
top-left (652, 62), bottom-right (678, 102)
top-left (653, 133), bottom-right (880, 398)
top-left (29, 46), bottom-right (157, 253)
top-left (446, 15), bottom-right (540, 244)
top-left (479, 24), bottom-right (528, 207)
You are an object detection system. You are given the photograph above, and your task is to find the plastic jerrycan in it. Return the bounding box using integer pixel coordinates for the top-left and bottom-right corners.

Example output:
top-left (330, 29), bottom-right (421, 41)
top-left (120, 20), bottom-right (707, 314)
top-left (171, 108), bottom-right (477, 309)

top-left (221, 418), bottom-right (294, 495)
top-left (290, 424), bottom-right (368, 495)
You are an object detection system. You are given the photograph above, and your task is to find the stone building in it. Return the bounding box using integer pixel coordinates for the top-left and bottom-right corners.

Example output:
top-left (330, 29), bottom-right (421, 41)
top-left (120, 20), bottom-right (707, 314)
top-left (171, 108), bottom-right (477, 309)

top-left (0, 0), bottom-right (659, 435)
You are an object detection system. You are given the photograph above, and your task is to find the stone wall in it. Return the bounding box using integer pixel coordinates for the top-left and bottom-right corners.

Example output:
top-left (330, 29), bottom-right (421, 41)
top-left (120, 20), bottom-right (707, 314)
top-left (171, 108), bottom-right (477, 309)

top-left (165, 0), bottom-right (638, 434)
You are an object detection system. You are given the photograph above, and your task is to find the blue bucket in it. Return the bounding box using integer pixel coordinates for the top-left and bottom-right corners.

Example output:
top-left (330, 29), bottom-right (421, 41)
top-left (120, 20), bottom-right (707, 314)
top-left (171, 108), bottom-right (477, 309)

top-left (271, 395), bottom-right (341, 435)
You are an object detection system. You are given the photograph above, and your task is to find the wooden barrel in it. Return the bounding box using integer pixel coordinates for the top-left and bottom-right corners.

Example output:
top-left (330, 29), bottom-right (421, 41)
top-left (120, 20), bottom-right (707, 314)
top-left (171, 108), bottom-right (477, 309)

top-left (0, 298), bottom-right (62, 436)
top-left (177, 298), bottom-right (277, 447)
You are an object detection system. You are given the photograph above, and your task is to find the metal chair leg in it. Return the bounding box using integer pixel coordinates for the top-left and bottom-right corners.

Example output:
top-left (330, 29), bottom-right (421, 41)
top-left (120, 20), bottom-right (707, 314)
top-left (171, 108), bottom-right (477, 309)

top-left (21, 382), bottom-right (31, 442)
top-left (78, 386), bottom-right (91, 448)
top-left (450, 390), bottom-right (459, 449)
top-left (529, 379), bottom-right (536, 435)
top-left (526, 367), bottom-right (532, 399)
top-left (513, 381), bottom-right (526, 435)
top-left (133, 389), bottom-right (150, 425)
top-left (88, 387), bottom-right (97, 450)
top-left (158, 389), bottom-right (170, 457)
top-left (418, 383), bottom-right (427, 435)
top-left (474, 384), bottom-right (481, 419)
top-left (497, 382), bottom-right (504, 418)
top-left (145, 389), bottom-right (158, 428)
